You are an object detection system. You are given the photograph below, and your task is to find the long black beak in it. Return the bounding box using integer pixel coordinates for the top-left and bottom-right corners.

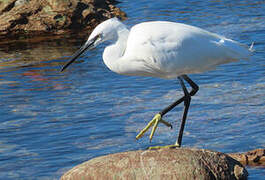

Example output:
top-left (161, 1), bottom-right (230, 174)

top-left (61, 36), bottom-right (98, 72)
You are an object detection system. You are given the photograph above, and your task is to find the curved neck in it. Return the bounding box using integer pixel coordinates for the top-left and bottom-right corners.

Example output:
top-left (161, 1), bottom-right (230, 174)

top-left (103, 28), bottom-right (129, 74)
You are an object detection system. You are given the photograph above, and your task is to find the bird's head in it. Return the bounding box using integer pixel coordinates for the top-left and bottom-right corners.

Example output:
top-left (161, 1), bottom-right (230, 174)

top-left (61, 17), bottom-right (124, 72)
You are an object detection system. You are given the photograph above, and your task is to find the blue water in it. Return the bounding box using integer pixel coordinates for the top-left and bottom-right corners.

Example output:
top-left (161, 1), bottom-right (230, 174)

top-left (0, 0), bottom-right (264, 179)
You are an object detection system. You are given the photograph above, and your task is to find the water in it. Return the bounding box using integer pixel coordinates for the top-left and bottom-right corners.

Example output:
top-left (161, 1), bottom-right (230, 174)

top-left (0, 0), bottom-right (264, 179)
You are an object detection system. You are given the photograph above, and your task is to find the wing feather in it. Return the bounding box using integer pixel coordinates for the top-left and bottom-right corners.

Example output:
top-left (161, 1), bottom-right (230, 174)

top-left (123, 21), bottom-right (250, 78)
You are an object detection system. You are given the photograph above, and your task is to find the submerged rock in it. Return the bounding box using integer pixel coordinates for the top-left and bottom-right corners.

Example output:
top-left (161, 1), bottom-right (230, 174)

top-left (0, 0), bottom-right (126, 38)
top-left (60, 148), bottom-right (248, 180)
top-left (228, 148), bottom-right (265, 167)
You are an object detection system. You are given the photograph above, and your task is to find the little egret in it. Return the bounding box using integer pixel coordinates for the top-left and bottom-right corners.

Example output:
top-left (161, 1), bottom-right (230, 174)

top-left (61, 17), bottom-right (253, 148)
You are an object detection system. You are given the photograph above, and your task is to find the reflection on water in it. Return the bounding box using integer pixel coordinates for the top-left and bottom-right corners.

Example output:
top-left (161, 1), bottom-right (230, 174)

top-left (0, 33), bottom-right (89, 69)
top-left (0, 0), bottom-right (265, 179)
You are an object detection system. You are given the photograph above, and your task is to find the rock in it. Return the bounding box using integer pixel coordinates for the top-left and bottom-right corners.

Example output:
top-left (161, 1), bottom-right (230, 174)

top-left (228, 148), bottom-right (265, 167)
top-left (60, 148), bottom-right (248, 180)
top-left (0, 0), bottom-right (126, 38)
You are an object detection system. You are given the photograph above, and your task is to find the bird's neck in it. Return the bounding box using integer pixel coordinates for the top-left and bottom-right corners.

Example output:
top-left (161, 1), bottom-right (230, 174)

top-left (103, 28), bottom-right (129, 74)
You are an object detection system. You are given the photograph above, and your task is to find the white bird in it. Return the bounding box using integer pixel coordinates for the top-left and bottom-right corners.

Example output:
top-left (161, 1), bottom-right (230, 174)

top-left (61, 17), bottom-right (253, 148)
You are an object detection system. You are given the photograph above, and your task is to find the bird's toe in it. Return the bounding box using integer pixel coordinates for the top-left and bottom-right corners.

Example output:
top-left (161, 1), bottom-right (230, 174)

top-left (136, 113), bottom-right (172, 142)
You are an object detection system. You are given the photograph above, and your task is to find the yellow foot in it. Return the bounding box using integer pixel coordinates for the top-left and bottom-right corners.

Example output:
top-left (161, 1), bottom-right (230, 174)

top-left (136, 113), bottom-right (172, 142)
top-left (148, 144), bottom-right (180, 150)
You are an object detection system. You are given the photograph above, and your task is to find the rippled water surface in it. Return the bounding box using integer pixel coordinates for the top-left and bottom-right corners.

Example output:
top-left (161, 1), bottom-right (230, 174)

top-left (0, 0), bottom-right (264, 179)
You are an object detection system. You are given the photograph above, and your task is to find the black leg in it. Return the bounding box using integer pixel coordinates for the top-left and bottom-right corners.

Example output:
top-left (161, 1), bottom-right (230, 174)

top-left (176, 76), bottom-right (191, 147)
top-left (182, 75), bottom-right (199, 96)
top-left (136, 74), bottom-right (199, 143)
top-left (159, 75), bottom-right (198, 116)
top-left (158, 75), bottom-right (198, 146)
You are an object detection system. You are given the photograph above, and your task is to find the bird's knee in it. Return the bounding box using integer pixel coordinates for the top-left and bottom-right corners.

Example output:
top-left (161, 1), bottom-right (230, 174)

top-left (190, 85), bottom-right (199, 96)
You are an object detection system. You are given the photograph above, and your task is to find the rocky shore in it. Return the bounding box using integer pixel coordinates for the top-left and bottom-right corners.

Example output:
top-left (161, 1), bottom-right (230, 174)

top-left (228, 148), bottom-right (265, 167)
top-left (0, 0), bottom-right (126, 39)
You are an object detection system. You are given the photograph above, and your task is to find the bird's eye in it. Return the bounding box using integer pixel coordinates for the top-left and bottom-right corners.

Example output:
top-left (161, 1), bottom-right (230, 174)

top-left (97, 34), bottom-right (102, 40)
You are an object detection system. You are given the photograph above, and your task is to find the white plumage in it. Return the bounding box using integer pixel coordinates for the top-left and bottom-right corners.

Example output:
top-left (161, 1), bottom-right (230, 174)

top-left (87, 18), bottom-right (252, 79)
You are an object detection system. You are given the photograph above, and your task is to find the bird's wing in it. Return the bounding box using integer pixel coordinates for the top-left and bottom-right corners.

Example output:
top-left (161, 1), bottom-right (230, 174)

top-left (123, 21), bottom-right (251, 78)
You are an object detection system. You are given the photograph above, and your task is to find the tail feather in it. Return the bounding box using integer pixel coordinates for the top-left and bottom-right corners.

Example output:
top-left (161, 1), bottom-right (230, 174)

top-left (221, 39), bottom-right (254, 60)
top-left (249, 42), bottom-right (254, 52)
